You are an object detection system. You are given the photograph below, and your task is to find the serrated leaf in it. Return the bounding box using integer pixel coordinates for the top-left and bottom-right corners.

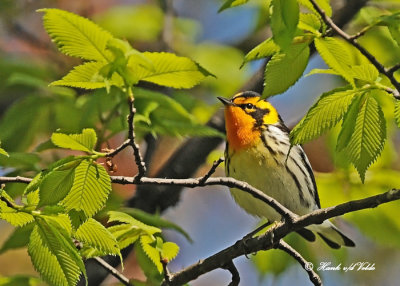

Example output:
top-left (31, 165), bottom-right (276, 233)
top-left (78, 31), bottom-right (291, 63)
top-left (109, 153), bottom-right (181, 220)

top-left (291, 86), bottom-right (359, 144)
top-left (0, 223), bottom-right (34, 254)
top-left (108, 211), bottom-right (161, 235)
top-left (218, 0), bottom-right (249, 13)
top-left (24, 173), bottom-right (43, 195)
top-left (75, 218), bottom-right (120, 256)
top-left (51, 128), bottom-right (97, 152)
top-left (314, 37), bottom-right (354, 85)
top-left (242, 38), bottom-right (280, 66)
top-left (263, 43), bottom-right (310, 98)
top-left (160, 242), bottom-right (179, 262)
top-left (306, 68), bottom-right (339, 77)
top-left (395, 100), bottom-right (400, 128)
top-left (121, 207), bottom-right (192, 242)
top-left (28, 217), bottom-right (86, 286)
top-left (0, 201), bottom-right (34, 227)
top-left (130, 52), bottom-right (213, 89)
top-left (350, 64), bottom-right (379, 82)
top-left (271, 0), bottom-right (299, 50)
top-left (51, 62), bottom-right (123, 89)
top-left (140, 235), bottom-right (162, 273)
top-left (39, 168), bottom-right (75, 208)
top-left (39, 8), bottom-right (114, 61)
top-left (343, 93), bottom-right (386, 182)
top-left (62, 160), bottom-right (111, 217)
top-left (299, 13), bottom-right (321, 34)
top-left (107, 224), bottom-right (142, 250)
top-left (337, 94), bottom-right (364, 151)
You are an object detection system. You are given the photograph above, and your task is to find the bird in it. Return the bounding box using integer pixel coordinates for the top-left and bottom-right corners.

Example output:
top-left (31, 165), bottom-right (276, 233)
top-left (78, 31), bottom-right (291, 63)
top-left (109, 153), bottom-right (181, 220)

top-left (217, 91), bottom-right (355, 249)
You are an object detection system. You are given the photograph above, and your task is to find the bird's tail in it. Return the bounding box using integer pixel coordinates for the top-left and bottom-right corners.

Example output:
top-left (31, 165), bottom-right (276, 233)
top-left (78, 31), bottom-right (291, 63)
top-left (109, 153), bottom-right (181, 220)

top-left (308, 221), bottom-right (355, 249)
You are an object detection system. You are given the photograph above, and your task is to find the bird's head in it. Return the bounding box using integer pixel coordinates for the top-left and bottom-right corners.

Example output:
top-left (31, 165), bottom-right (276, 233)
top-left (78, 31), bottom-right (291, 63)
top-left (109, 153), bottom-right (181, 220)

top-left (218, 91), bottom-right (279, 151)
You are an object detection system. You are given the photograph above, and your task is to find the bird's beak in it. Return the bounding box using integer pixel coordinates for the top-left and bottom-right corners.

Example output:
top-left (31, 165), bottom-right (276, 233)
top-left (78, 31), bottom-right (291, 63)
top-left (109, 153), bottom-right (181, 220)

top-left (217, 96), bottom-right (234, 106)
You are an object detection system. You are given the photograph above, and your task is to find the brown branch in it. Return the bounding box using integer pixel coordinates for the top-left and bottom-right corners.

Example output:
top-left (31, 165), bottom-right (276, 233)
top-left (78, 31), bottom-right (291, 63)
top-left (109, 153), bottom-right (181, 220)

top-left (161, 188), bottom-right (400, 285)
top-left (0, 176), bottom-right (33, 184)
top-left (223, 261), bottom-right (240, 286)
top-left (309, 0), bottom-right (400, 98)
top-left (277, 241), bottom-right (322, 286)
top-left (92, 257), bottom-right (132, 286)
top-left (127, 97), bottom-right (146, 178)
top-left (198, 157), bottom-right (224, 185)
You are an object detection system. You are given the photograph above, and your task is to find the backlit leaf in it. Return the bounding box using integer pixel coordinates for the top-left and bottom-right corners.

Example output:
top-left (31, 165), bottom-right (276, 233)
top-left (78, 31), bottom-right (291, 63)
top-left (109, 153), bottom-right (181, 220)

top-left (160, 242), bottom-right (179, 262)
top-left (51, 128), bottom-right (97, 153)
top-left (394, 99), bottom-right (400, 128)
top-left (271, 0), bottom-right (299, 49)
top-left (291, 86), bottom-right (359, 144)
top-left (314, 37), bottom-right (354, 85)
top-left (140, 235), bottom-right (162, 273)
top-left (343, 93), bottom-right (386, 182)
top-left (0, 201), bottom-right (34, 227)
top-left (62, 160), bottom-right (111, 217)
top-left (39, 168), bottom-right (75, 208)
top-left (130, 52), bottom-right (213, 89)
top-left (263, 43), bottom-right (310, 98)
top-left (28, 217), bottom-right (86, 286)
top-left (51, 62), bottom-right (123, 89)
top-left (242, 38), bottom-right (280, 66)
top-left (39, 8), bottom-right (114, 61)
top-left (75, 218), bottom-right (120, 256)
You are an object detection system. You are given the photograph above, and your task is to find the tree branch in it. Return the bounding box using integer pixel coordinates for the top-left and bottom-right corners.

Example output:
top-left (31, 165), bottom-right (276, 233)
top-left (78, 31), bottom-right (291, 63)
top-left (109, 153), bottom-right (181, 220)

top-left (160, 188), bottom-right (400, 285)
top-left (309, 0), bottom-right (400, 98)
top-left (92, 257), bottom-right (132, 286)
top-left (277, 240), bottom-right (322, 286)
top-left (222, 261), bottom-right (240, 286)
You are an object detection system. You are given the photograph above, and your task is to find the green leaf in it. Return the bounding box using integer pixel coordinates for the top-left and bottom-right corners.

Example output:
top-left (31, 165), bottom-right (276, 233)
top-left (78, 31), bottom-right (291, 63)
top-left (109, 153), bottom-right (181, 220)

top-left (39, 168), bottom-right (75, 208)
top-left (0, 275), bottom-right (40, 286)
top-left (342, 93), bottom-right (386, 182)
top-left (108, 211), bottom-right (161, 235)
top-left (299, 13), bottom-right (321, 34)
top-left (51, 62), bottom-right (123, 90)
top-left (121, 208), bottom-right (192, 242)
top-left (242, 38), bottom-right (280, 66)
top-left (395, 100), bottom-right (400, 128)
top-left (298, 0), bottom-right (332, 17)
top-left (0, 141), bottom-right (8, 157)
top-left (0, 223), bottom-right (34, 253)
top-left (291, 86), bottom-right (359, 144)
top-left (62, 160), bottom-right (111, 217)
top-left (314, 37), bottom-right (354, 85)
top-left (0, 201), bottom-right (34, 227)
top-left (160, 242), bottom-right (179, 262)
top-left (350, 64), bottom-right (379, 82)
top-left (39, 8), bottom-right (114, 61)
top-left (271, 0), bottom-right (299, 50)
top-left (306, 68), bottom-right (339, 77)
top-left (140, 235), bottom-right (162, 273)
top-left (51, 128), bottom-right (97, 152)
top-left (337, 95), bottom-right (364, 151)
top-left (263, 43), bottom-right (310, 98)
top-left (130, 52), bottom-right (213, 89)
top-left (75, 218), bottom-right (120, 256)
top-left (218, 0), bottom-right (249, 13)
top-left (28, 217), bottom-right (86, 286)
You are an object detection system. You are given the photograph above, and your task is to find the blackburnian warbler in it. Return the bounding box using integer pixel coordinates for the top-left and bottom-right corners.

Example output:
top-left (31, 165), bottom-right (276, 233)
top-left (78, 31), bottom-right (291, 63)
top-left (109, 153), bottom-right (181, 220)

top-left (218, 91), bottom-right (355, 249)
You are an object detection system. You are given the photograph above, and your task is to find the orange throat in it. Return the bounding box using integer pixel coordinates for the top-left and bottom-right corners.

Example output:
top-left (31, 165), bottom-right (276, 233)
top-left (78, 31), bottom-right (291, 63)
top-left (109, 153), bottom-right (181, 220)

top-left (225, 106), bottom-right (261, 151)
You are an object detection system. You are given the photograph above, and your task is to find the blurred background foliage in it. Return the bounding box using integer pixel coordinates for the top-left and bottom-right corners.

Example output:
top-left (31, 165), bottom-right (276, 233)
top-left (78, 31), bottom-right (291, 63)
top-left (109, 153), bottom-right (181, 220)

top-left (0, 0), bottom-right (399, 285)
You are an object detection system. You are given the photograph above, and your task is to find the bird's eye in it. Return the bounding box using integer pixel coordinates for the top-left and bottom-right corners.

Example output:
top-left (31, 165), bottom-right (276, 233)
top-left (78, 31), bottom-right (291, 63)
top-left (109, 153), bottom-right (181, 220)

top-left (245, 103), bottom-right (254, 109)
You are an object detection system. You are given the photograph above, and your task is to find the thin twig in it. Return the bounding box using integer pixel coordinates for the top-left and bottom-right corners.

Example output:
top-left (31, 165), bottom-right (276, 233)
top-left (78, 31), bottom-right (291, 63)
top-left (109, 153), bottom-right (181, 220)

top-left (93, 257), bottom-right (131, 286)
top-left (223, 261), bottom-right (240, 286)
top-left (0, 176), bottom-right (32, 184)
top-left (277, 240), bottom-right (322, 286)
top-left (309, 0), bottom-right (400, 97)
top-left (161, 259), bottom-right (171, 285)
top-left (105, 139), bottom-right (131, 157)
top-left (198, 157), bottom-right (224, 185)
top-left (127, 97), bottom-right (146, 179)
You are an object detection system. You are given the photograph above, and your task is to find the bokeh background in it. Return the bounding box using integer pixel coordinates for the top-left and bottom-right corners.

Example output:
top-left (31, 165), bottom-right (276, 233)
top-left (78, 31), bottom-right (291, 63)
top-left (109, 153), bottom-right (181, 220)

top-left (0, 0), bottom-right (400, 285)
